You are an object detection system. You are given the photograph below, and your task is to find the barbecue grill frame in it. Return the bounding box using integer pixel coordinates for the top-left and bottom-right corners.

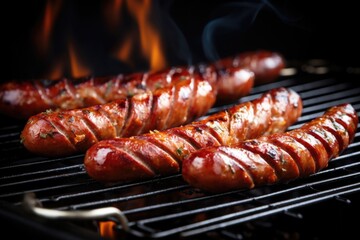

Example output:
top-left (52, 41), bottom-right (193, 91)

top-left (1, 66), bottom-right (360, 239)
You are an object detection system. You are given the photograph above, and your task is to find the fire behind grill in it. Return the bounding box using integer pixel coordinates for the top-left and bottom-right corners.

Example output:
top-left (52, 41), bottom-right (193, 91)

top-left (0, 65), bottom-right (360, 239)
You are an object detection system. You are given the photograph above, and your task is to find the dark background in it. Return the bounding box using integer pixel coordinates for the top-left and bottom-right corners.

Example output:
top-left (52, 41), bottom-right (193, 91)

top-left (1, 0), bottom-right (359, 81)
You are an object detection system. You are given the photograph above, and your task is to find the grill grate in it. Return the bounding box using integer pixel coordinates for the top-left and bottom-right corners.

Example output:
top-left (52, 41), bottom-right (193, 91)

top-left (1, 69), bottom-right (360, 239)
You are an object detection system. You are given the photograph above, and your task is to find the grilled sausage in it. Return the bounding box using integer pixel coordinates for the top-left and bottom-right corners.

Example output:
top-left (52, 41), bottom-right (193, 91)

top-left (0, 50), bottom-right (283, 119)
top-left (216, 50), bottom-right (285, 85)
top-left (84, 87), bottom-right (302, 182)
top-left (182, 104), bottom-right (358, 193)
top-left (20, 71), bottom-right (219, 157)
top-left (0, 67), bottom-right (205, 119)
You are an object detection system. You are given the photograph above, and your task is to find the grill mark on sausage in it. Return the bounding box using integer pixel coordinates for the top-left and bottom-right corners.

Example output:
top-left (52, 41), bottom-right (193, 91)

top-left (64, 78), bottom-right (85, 107)
top-left (134, 93), bottom-right (154, 135)
top-left (32, 80), bottom-right (52, 107)
top-left (331, 112), bottom-right (357, 143)
top-left (204, 117), bottom-right (230, 146)
top-left (286, 131), bottom-right (328, 171)
top-left (217, 147), bottom-right (256, 188)
top-left (182, 104), bottom-right (357, 193)
top-left (141, 136), bottom-right (183, 166)
top-left (112, 145), bottom-right (156, 177)
top-left (163, 84), bottom-right (175, 129)
top-left (322, 117), bottom-right (348, 152)
top-left (78, 113), bottom-right (101, 144)
top-left (116, 98), bottom-right (131, 138)
top-left (264, 135), bottom-right (317, 176)
top-left (43, 117), bottom-right (76, 152)
top-left (97, 105), bottom-right (120, 137)
top-left (136, 137), bottom-right (182, 170)
top-left (172, 125), bottom-right (222, 150)
top-left (240, 140), bottom-right (300, 181)
top-left (231, 102), bottom-right (254, 142)
top-left (185, 75), bottom-right (196, 124)
top-left (306, 127), bottom-right (339, 159)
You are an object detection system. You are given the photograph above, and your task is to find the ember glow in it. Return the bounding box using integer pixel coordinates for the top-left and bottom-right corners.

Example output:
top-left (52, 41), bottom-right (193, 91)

top-left (99, 221), bottom-right (117, 240)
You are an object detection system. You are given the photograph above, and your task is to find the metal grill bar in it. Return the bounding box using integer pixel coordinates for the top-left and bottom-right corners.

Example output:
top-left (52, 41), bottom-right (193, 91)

top-left (180, 184), bottom-right (360, 238)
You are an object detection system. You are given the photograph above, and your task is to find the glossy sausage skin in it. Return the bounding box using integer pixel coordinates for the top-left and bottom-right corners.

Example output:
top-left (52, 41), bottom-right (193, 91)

top-left (84, 87), bottom-right (302, 182)
top-left (20, 72), bottom-right (218, 157)
top-left (0, 68), bottom-right (207, 119)
top-left (216, 50), bottom-right (285, 85)
top-left (0, 50), bottom-right (281, 119)
top-left (182, 104), bottom-right (358, 193)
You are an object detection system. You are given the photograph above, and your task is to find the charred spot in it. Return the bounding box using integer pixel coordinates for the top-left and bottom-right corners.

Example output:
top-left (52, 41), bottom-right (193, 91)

top-left (39, 131), bottom-right (55, 139)
top-left (233, 112), bottom-right (243, 120)
top-left (176, 147), bottom-right (183, 156)
top-left (195, 127), bottom-right (203, 133)
top-left (117, 101), bottom-right (127, 108)
top-left (244, 139), bottom-right (259, 146)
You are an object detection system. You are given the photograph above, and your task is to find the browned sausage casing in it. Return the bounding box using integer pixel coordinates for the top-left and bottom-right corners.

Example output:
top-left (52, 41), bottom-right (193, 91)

top-left (84, 87), bottom-right (302, 183)
top-left (216, 50), bottom-right (285, 85)
top-left (0, 67), bottom-right (208, 119)
top-left (0, 50), bottom-right (282, 119)
top-left (20, 70), bottom-right (222, 157)
top-left (182, 104), bottom-right (358, 193)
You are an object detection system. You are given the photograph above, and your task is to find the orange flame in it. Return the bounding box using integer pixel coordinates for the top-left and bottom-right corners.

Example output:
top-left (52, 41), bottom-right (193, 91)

top-left (68, 40), bottom-right (91, 78)
top-left (104, 0), bottom-right (124, 31)
top-left (45, 40), bottom-right (91, 79)
top-left (37, 0), bottom-right (167, 79)
top-left (116, 34), bottom-right (135, 68)
top-left (114, 0), bottom-right (167, 72)
top-left (34, 0), bottom-right (62, 55)
top-left (47, 60), bottom-right (63, 80)
top-left (99, 221), bottom-right (117, 240)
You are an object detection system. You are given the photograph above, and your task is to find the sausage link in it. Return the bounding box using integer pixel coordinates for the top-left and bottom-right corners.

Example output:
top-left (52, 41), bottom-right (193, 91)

top-left (0, 68), bottom-right (194, 119)
top-left (84, 87), bottom-right (302, 182)
top-left (20, 72), bottom-right (217, 157)
top-left (0, 51), bottom-right (271, 119)
top-left (182, 103), bottom-right (358, 193)
top-left (216, 50), bottom-right (285, 85)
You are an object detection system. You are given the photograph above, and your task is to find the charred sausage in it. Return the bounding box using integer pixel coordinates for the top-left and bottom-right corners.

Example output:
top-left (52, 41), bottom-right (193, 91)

top-left (20, 71), bottom-right (220, 157)
top-left (84, 87), bottom-right (302, 182)
top-left (216, 50), bottom-right (285, 85)
top-left (182, 104), bottom-right (358, 193)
